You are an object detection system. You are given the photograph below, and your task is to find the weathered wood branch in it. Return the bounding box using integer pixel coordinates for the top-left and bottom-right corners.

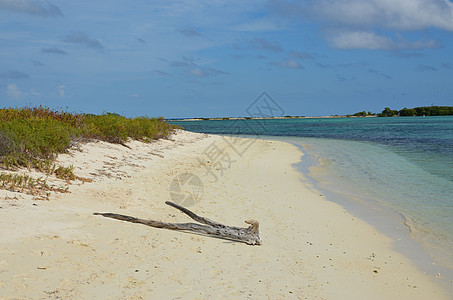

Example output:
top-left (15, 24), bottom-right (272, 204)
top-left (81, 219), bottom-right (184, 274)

top-left (94, 201), bottom-right (262, 245)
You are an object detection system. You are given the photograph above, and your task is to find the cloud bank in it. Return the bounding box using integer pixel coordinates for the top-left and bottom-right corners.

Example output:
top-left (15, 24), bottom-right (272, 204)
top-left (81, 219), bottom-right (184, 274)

top-left (274, 0), bottom-right (453, 31)
top-left (272, 0), bottom-right (453, 50)
top-left (0, 0), bottom-right (63, 17)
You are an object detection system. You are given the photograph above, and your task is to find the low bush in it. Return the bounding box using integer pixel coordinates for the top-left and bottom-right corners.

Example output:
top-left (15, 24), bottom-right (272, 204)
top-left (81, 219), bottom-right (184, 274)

top-left (0, 106), bottom-right (181, 180)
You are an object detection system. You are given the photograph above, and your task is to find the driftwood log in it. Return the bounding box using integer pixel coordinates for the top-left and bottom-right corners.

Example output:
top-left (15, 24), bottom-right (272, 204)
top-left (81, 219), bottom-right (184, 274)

top-left (94, 201), bottom-right (262, 245)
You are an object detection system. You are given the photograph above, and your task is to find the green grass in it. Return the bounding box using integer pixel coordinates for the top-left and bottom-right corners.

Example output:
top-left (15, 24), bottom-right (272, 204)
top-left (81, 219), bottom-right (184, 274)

top-left (0, 106), bottom-right (182, 190)
top-left (0, 172), bottom-right (47, 191)
top-left (0, 172), bottom-right (70, 199)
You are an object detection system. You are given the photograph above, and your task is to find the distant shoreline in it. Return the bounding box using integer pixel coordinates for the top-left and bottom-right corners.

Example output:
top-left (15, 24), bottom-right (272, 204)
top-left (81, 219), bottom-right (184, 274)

top-left (168, 115), bottom-right (379, 121)
top-left (168, 105), bottom-right (453, 121)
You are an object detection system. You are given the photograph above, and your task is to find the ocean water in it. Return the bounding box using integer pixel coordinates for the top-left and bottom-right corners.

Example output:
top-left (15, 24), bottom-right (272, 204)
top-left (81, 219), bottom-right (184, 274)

top-left (169, 117), bottom-right (453, 274)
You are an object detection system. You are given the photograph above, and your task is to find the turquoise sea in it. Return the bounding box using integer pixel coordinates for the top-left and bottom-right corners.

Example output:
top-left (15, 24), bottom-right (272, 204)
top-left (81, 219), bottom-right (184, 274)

top-left (169, 117), bottom-right (453, 278)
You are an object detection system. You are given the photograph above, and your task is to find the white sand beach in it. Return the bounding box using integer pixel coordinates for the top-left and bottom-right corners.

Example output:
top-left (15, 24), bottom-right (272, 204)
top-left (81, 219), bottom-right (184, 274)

top-left (0, 130), bottom-right (450, 299)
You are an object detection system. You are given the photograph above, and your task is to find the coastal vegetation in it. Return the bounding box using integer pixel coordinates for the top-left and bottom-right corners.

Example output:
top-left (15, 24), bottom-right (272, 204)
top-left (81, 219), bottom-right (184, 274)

top-left (0, 106), bottom-right (180, 197)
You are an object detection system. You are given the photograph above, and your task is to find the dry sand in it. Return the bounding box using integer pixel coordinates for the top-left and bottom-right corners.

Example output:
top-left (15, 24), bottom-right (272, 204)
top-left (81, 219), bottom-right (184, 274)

top-left (0, 130), bottom-right (450, 299)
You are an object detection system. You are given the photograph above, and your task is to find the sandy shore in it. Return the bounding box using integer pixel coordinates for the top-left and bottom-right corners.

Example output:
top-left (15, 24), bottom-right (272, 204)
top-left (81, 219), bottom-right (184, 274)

top-left (0, 130), bottom-right (450, 299)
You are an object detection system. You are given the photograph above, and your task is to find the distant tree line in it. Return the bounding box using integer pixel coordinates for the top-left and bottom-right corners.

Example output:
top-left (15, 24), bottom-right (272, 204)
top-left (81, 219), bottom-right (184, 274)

top-left (352, 111), bottom-right (376, 117)
top-left (352, 106), bottom-right (453, 117)
top-left (378, 106), bottom-right (453, 117)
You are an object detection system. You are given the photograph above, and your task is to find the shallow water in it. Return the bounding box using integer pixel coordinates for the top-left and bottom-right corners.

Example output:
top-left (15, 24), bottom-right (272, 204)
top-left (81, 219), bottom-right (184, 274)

top-left (289, 137), bottom-right (453, 271)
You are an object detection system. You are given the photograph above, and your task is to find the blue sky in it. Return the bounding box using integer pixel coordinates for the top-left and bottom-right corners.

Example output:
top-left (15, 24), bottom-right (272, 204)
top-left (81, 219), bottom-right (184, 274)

top-left (1, 0), bottom-right (452, 118)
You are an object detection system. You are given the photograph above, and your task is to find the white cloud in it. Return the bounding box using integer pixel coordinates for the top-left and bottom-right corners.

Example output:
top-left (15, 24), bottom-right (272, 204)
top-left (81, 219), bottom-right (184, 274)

top-left (31, 88), bottom-right (40, 96)
top-left (269, 59), bottom-right (304, 69)
top-left (190, 68), bottom-right (204, 77)
top-left (328, 31), bottom-right (442, 50)
top-left (376, 0), bottom-right (453, 31)
top-left (58, 85), bottom-right (65, 97)
top-left (6, 84), bottom-right (22, 99)
top-left (190, 67), bottom-right (229, 77)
